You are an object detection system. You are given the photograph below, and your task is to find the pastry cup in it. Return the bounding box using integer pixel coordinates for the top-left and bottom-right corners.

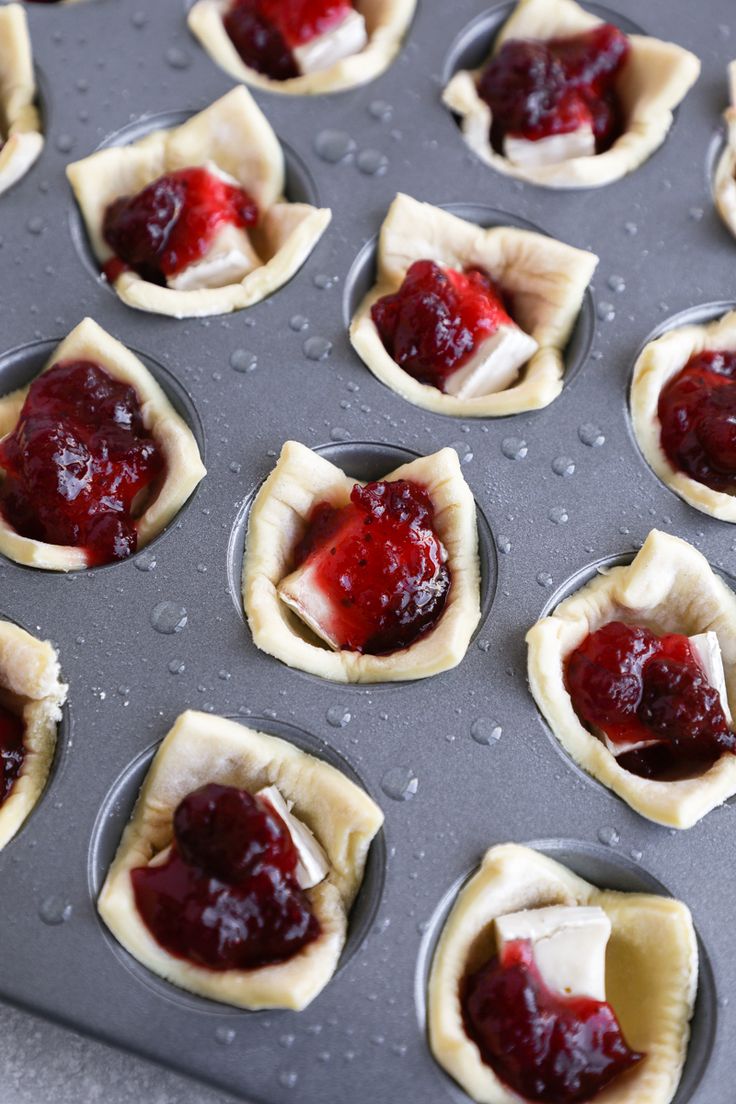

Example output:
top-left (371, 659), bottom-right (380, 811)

top-left (429, 843), bottom-right (697, 1104)
top-left (0, 317), bottom-right (206, 571)
top-left (0, 620), bottom-right (67, 851)
top-left (188, 0), bottom-right (416, 96)
top-left (442, 0), bottom-right (700, 189)
top-left (243, 441), bottom-right (480, 683)
top-left (527, 530), bottom-right (736, 828)
top-left (66, 86), bottom-right (331, 318)
top-left (715, 63), bottom-right (736, 238)
top-left (98, 710), bottom-right (384, 1011)
top-left (0, 5), bottom-right (44, 196)
top-left (349, 194), bottom-right (598, 417)
top-left (631, 308), bottom-right (736, 522)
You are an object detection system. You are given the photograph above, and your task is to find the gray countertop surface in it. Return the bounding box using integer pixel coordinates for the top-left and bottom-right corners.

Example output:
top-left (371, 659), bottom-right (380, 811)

top-left (0, 1004), bottom-right (235, 1104)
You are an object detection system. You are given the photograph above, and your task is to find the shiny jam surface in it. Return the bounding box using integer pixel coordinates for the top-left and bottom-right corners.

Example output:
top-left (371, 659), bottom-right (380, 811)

top-left (0, 706), bottom-right (24, 807)
top-left (478, 24), bottom-right (630, 152)
top-left (293, 479), bottom-right (450, 654)
top-left (371, 260), bottom-right (512, 390)
top-left (566, 620), bottom-right (735, 779)
top-left (0, 360), bottom-right (162, 566)
top-left (224, 0), bottom-right (352, 79)
top-left (132, 783), bottom-right (320, 971)
top-left (462, 939), bottom-right (642, 1104)
top-left (658, 350), bottom-right (736, 492)
top-left (102, 167), bottom-right (259, 285)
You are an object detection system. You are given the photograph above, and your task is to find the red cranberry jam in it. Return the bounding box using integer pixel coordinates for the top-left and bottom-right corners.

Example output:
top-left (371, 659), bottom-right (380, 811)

top-left (478, 24), bottom-right (629, 153)
top-left (658, 350), bottom-right (736, 493)
top-left (371, 260), bottom-right (512, 390)
top-left (0, 706), bottom-right (24, 807)
top-left (566, 621), bottom-right (735, 779)
top-left (102, 167), bottom-right (258, 286)
top-left (0, 360), bottom-right (162, 566)
top-left (132, 783), bottom-right (320, 971)
top-left (292, 479), bottom-right (450, 654)
top-left (224, 0), bottom-right (353, 80)
top-left (463, 938), bottom-right (642, 1104)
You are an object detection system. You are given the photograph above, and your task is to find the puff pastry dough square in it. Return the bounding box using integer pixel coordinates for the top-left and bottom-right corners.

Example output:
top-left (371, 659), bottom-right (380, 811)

top-left (66, 87), bottom-right (331, 318)
top-left (429, 844), bottom-right (697, 1104)
top-left (442, 0), bottom-right (700, 189)
top-left (188, 0), bottom-right (416, 96)
top-left (0, 619), bottom-right (67, 851)
top-left (0, 317), bottom-right (206, 571)
top-left (0, 5), bottom-right (43, 196)
top-left (350, 194), bottom-right (598, 417)
top-left (715, 63), bottom-right (736, 238)
top-left (243, 441), bottom-right (481, 682)
top-left (527, 530), bottom-right (736, 827)
top-left (631, 309), bottom-right (736, 523)
top-left (98, 710), bottom-right (383, 1010)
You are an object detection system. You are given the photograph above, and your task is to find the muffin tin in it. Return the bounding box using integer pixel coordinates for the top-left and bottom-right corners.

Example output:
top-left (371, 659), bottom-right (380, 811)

top-left (0, 0), bottom-right (732, 1101)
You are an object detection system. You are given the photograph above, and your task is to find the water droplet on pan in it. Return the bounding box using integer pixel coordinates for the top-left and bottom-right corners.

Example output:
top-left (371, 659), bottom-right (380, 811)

top-left (356, 149), bottom-right (388, 175)
top-left (578, 423), bottom-right (605, 447)
top-left (597, 301), bottom-right (615, 322)
top-left (151, 602), bottom-right (188, 635)
top-left (304, 336), bottom-right (332, 361)
top-left (536, 571), bottom-right (553, 588)
top-left (551, 456), bottom-right (575, 477)
top-left (548, 506), bottom-right (568, 524)
top-left (39, 896), bottom-right (72, 926)
top-left (168, 658), bottom-right (186, 675)
top-left (598, 826), bottom-right (620, 847)
top-left (290, 314), bottom-right (309, 331)
top-left (165, 47), bottom-right (191, 69)
top-left (313, 273), bottom-right (338, 289)
top-left (326, 705), bottom-right (351, 728)
top-left (230, 349), bottom-right (257, 372)
top-left (451, 440), bottom-right (473, 463)
top-left (278, 1071), bottom-right (299, 1089)
top-left (501, 436), bottom-right (527, 460)
top-left (134, 550), bottom-right (157, 572)
top-left (368, 99), bottom-right (393, 121)
top-left (607, 274), bottom-right (625, 293)
top-left (381, 766), bottom-right (418, 801)
top-left (215, 1026), bottom-right (235, 1045)
top-left (314, 129), bottom-right (355, 163)
top-left (470, 718), bottom-right (502, 746)
top-left (497, 534), bottom-right (512, 554)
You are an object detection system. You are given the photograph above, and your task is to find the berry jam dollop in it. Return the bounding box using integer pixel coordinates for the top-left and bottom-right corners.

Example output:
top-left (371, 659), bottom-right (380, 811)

top-left (371, 260), bottom-right (512, 390)
top-left (102, 167), bottom-right (259, 286)
top-left (132, 783), bottom-right (320, 971)
top-left (224, 0), bottom-right (353, 80)
top-left (462, 938), bottom-right (642, 1104)
top-left (566, 621), bottom-right (736, 779)
top-left (0, 706), bottom-right (24, 807)
top-left (658, 350), bottom-right (736, 493)
top-left (0, 360), bottom-right (162, 566)
top-left (478, 24), bottom-right (630, 153)
top-left (292, 479), bottom-right (450, 654)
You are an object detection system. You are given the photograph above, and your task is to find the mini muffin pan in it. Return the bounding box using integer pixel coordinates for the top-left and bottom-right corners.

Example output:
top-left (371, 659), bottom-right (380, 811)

top-left (0, 0), bottom-right (733, 1101)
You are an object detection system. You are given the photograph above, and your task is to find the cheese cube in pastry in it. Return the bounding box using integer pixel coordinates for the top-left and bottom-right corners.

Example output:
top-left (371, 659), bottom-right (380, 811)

top-left (504, 125), bottom-right (596, 168)
top-left (495, 904), bottom-right (611, 1001)
top-left (293, 9), bottom-right (368, 75)
top-left (443, 322), bottom-right (538, 399)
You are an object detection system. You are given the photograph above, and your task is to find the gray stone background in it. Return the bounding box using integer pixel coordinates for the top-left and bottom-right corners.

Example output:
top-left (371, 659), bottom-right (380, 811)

top-left (0, 1004), bottom-right (233, 1103)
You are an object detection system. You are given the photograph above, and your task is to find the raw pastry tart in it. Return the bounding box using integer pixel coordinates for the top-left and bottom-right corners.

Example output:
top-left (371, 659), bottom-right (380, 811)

top-left (98, 710), bottom-right (383, 1010)
top-left (0, 5), bottom-right (44, 196)
top-left (442, 0), bottom-right (700, 189)
top-left (188, 0), bottom-right (416, 96)
top-left (715, 62), bottom-right (736, 238)
top-left (631, 309), bottom-right (736, 522)
top-left (0, 619), bottom-right (67, 851)
top-left (243, 440), bottom-right (480, 682)
top-left (66, 87), bottom-right (331, 319)
top-left (429, 844), bottom-right (697, 1104)
top-left (527, 529), bottom-right (736, 828)
top-left (350, 195), bottom-right (598, 417)
top-left (0, 317), bottom-right (206, 571)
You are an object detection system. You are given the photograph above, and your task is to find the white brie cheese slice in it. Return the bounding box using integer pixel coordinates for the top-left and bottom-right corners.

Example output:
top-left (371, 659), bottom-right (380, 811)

top-left (495, 904), bottom-right (611, 1000)
top-left (293, 9), bottom-right (367, 75)
top-left (257, 784), bottom-right (330, 889)
top-left (504, 125), bottom-right (596, 168)
top-left (278, 560), bottom-right (345, 651)
top-left (167, 222), bottom-right (261, 291)
top-left (602, 729), bottom-right (661, 756)
top-left (443, 322), bottom-right (538, 399)
top-left (689, 630), bottom-right (732, 724)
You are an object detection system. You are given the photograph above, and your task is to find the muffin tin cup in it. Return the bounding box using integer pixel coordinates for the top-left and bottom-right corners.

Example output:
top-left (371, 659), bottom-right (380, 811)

top-left (0, 0), bottom-right (734, 1102)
